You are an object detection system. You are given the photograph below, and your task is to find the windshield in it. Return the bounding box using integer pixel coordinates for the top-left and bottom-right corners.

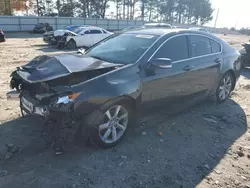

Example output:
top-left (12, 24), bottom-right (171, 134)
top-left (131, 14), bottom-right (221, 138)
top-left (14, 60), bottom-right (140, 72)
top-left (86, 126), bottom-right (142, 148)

top-left (73, 27), bottom-right (85, 34)
top-left (86, 33), bottom-right (159, 64)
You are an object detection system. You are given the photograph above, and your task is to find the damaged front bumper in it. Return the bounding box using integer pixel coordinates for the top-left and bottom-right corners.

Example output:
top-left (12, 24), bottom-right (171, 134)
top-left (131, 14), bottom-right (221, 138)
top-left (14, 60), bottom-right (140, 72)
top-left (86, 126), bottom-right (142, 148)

top-left (6, 89), bottom-right (73, 117)
top-left (7, 89), bottom-right (50, 116)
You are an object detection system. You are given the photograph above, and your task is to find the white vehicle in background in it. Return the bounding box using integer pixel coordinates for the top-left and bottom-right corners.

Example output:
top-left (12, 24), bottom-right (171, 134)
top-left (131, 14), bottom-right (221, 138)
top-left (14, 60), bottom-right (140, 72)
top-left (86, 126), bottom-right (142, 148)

top-left (61, 27), bottom-right (113, 49)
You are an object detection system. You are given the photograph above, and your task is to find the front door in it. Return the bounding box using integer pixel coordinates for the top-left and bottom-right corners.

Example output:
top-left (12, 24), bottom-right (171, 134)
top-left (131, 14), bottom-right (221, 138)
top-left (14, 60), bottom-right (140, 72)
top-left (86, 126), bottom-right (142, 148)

top-left (141, 35), bottom-right (197, 114)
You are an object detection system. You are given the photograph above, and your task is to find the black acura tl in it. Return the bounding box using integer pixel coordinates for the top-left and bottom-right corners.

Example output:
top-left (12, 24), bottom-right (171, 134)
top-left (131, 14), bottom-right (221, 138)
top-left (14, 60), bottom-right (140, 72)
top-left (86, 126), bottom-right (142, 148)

top-left (7, 29), bottom-right (241, 149)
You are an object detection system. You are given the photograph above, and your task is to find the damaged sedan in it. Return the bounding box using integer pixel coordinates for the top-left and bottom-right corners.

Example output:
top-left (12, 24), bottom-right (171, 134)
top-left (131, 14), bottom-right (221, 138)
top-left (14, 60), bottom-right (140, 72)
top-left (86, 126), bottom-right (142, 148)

top-left (58, 26), bottom-right (113, 49)
top-left (43, 25), bottom-right (81, 45)
top-left (7, 29), bottom-right (241, 152)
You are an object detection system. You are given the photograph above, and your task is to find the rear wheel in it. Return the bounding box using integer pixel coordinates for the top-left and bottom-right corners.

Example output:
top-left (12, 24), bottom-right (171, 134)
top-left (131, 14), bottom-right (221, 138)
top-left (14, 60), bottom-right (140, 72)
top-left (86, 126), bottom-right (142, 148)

top-left (215, 73), bottom-right (234, 103)
top-left (66, 39), bottom-right (76, 50)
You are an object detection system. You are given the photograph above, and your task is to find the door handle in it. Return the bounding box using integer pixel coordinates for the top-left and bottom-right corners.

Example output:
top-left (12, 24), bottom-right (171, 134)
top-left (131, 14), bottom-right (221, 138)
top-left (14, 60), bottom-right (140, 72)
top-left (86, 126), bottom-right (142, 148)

top-left (214, 58), bottom-right (222, 63)
top-left (183, 65), bottom-right (194, 71)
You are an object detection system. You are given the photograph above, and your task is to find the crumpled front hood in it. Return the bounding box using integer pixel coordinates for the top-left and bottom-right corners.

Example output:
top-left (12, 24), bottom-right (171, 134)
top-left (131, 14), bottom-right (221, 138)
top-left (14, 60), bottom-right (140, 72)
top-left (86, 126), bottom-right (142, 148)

top-left (16, 54), bottom-right (123, 83)
top-left (54, 29), bottom-right (76, 37)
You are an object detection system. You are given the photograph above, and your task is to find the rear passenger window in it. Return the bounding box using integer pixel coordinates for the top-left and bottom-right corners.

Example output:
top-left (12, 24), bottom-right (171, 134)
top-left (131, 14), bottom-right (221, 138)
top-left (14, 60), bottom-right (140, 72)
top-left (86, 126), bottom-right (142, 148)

top-left (210, 40), bottom-right (221, 53)
top-left (189, 36), bottom-right (211, 57)
top-left (84, 30), bottom-right (91, 34)
top-left (89, 30), bottom-right (102, 34)
top-left (154, 35), bottom-right (188, 62)
top-left (102, 30), bottom-right (107, 33)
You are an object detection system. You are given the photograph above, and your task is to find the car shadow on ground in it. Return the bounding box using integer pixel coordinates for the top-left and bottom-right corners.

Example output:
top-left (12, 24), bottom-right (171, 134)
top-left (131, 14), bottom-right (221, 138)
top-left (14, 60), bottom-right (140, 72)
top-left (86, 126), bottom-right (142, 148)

top-left (0, 99), bottom-right (247, 188)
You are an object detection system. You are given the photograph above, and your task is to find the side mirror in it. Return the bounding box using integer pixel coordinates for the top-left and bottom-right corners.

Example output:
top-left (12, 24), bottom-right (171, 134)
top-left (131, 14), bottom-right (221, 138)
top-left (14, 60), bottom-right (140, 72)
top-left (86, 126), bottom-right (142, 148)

top-left (150, 58), bottom-right (172, 69)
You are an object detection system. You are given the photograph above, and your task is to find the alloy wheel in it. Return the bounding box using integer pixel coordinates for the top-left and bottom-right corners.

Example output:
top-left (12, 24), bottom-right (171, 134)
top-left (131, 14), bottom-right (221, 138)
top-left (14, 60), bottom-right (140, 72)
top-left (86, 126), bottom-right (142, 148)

top-left (218, 76), bottom-right (232, 100)
top-left (98, 105), bottom-right (128, 144)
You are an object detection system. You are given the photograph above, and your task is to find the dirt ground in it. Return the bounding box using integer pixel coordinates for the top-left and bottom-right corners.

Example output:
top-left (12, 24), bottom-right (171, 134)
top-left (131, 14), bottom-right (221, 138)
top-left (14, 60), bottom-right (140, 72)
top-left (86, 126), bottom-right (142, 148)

top-left (0, 32), bottom-right (250, 188)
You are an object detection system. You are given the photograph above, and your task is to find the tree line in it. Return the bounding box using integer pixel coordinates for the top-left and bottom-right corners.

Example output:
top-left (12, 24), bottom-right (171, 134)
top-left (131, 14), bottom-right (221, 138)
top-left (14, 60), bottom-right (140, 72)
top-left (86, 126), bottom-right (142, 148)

top-left (0, 0), bottom-right (214, 25)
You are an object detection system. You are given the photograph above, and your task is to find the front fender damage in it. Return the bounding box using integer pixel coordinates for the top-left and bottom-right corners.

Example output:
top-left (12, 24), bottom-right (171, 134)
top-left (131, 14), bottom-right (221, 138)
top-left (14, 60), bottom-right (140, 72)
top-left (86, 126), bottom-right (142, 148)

top-left (7, 60), bottom-right (124, 153)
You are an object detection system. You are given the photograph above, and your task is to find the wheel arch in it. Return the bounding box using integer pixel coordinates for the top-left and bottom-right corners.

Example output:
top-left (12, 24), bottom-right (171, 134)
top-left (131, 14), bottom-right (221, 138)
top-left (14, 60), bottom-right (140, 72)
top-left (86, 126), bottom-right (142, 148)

top-left (224, 69), bottom-right (237, 90)
top-left (100, 95), bottom-right (138, 112)
top-left (66, 38), bottom-right (77, 49)
top-left (67, 38), bottom-right (76, 44)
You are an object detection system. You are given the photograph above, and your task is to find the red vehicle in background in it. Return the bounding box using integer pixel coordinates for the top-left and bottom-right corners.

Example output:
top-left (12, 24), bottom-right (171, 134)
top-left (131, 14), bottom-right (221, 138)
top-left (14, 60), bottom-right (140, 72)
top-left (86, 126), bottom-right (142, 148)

top-left (0, 29), bottom-right (5, 42)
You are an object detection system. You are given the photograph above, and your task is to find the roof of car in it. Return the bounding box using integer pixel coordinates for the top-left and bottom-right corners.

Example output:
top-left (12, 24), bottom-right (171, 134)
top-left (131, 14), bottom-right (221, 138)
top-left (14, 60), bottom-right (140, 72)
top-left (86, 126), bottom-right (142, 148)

top-left (77, 26), bottom-right (105, 30)
top-left (125, 28), bottom-right (184, 35)
top-left (144, 23), bottom-right (171, 26)
top-left (125, 28), bottom-right (211, 36)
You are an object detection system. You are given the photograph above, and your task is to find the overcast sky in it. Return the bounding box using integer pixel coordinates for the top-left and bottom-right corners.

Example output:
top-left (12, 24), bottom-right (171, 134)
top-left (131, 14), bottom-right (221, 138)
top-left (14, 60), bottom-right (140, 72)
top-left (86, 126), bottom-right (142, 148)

top-left (207, 0), bottom-right (250, 29)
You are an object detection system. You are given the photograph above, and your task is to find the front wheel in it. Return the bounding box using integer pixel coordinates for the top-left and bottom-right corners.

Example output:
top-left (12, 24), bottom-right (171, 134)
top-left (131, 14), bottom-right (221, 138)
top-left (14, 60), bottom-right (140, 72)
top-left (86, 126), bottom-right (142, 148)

top-left (20, 100), bottom-right (28, 118)
top-left (215, 73), bottom-right (234, 103)
top-left (66, 39), bottom-right (76, 50)
top-left (86, 103), bottom-right (132, 148)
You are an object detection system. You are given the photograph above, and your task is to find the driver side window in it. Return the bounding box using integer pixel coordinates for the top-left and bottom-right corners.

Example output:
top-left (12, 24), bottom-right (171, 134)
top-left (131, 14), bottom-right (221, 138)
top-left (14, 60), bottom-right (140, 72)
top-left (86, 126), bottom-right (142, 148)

top-left (153, 35), bottom-right (189, 62)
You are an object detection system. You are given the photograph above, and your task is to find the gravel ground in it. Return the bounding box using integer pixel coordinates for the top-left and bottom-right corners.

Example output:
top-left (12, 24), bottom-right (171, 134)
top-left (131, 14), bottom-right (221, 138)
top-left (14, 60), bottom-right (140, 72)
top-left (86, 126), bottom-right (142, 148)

top-left (0, 33), bottom-right (250, 188)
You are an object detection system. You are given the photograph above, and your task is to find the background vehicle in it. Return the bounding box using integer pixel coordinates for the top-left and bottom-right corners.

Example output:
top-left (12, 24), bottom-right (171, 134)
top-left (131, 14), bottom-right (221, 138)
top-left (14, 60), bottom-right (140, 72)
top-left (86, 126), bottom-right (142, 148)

top-left (43, 25), bottom-right (81, 44)
top-left (33, 23), bottom-right (53, 34)
top-left (0, 29), bottom-right (5, 42)
top-left (121, 26), bottom-right (143, 32)
top-left (143, 23), bottom-right (172, 28)
top-left (239, 42), bottom-right (250, 67)
top-left (60, 26), bottom-right (113, 49)
top-left (7, 29), bottom-right (241, 149)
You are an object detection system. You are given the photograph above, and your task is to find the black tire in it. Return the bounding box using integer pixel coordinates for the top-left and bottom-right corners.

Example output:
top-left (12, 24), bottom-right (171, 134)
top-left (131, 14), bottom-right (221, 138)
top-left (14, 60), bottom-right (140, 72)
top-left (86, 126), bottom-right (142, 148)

top-left (84, 101), bottom-right (134, 148)
top-left (66, 39), bottom-right (76, 50)
top-left (20, 100), bottom-right (28, 118)
top-left (215, 72), bottom-right (234, 103)
top-left (241, 57), bottom-right (250, 68)
top-left (57, 42), bottom-right (64, 49)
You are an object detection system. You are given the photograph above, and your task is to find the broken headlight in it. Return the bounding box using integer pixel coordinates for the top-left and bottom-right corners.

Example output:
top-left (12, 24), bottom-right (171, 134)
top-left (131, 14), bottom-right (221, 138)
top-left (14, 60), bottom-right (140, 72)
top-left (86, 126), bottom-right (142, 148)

top-left (56, 92), bottom-right (81, 104)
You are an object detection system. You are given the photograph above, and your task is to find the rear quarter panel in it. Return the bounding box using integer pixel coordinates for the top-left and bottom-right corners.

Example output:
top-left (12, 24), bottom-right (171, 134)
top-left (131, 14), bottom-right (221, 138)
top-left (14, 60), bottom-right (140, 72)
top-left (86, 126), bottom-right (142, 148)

top-left (221, 44), bottom-right (241, 80)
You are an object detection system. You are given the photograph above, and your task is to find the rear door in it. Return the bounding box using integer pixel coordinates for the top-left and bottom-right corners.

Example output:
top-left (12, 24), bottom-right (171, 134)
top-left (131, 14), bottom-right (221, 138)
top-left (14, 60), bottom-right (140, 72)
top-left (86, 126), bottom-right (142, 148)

top-left (187, 35), bottom-right (222, 94)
